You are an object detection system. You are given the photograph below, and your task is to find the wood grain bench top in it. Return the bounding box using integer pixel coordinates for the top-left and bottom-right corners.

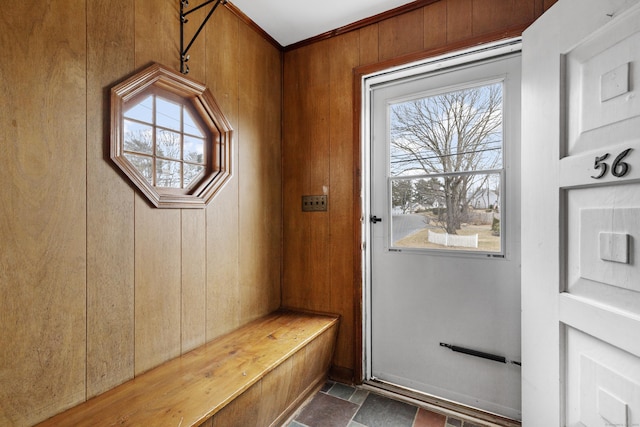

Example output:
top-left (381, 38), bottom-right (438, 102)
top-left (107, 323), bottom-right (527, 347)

top-left (37, 310), bottom-right (339, 427)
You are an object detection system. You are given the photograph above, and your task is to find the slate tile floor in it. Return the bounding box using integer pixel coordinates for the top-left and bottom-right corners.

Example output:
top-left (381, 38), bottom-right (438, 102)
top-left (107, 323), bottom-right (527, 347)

top-left (286, 381), bottom-right (489, 427)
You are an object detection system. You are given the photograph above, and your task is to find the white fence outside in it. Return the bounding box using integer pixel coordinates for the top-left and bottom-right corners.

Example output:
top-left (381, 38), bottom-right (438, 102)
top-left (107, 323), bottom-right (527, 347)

top-left (428, 230), bottom-right (478, 248)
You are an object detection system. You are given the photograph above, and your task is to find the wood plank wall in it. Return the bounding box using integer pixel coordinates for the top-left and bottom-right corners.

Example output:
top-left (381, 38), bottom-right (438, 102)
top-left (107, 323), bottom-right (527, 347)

top-left (282, 0), bottom-right (557, 382)
top-left (0, 1), bottom-right (281, 425)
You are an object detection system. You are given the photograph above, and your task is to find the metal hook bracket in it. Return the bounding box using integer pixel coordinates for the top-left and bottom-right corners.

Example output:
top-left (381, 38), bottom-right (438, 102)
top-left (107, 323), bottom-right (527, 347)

top-left (180, 0), bottom-right (227, 74)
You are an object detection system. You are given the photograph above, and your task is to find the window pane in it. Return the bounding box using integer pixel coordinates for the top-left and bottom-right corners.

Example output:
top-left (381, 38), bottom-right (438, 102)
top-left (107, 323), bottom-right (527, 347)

top-left (156, 97), bottom-right (181, 131)
top-left (124, 120), bottom-right (153, 154)
top-left (156, 129), bottom-right (181, 160)
top-left (156, 159), bottom-right (182, 188)
top-left (391, 173), bottom-right (501, 252)
top-left (184, 135), bottom-right (204, 164)
top-left (389, 83), bottom-right (503, 177)
top-left (124, 95), bottom-right (153, 123)
top-left (184, 109), bottom-right (204, 137)
top-left (125, 153), bottom-right (153, 184)
top-left (184, 163), bottom-right (204, 187)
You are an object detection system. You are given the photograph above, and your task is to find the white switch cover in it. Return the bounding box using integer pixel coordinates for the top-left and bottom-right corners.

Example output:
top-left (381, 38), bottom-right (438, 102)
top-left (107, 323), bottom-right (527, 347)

top-left (598, 387), bottom-right (628, 427)
top-left (599, 232), bottom-right (629, 264)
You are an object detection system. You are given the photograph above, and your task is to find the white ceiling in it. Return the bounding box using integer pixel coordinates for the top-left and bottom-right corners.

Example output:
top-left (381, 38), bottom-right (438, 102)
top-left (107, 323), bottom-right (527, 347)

top-left (230, 0), bottom-right (416, 47)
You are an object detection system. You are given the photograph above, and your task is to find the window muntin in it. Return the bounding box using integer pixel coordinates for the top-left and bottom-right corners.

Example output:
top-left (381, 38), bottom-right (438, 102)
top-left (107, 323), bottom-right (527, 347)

top-left (389, 81), bottom-right (504, 253)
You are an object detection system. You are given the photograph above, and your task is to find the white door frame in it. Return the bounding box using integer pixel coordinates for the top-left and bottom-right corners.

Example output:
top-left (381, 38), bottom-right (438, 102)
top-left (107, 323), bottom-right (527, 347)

top-left (361, 36), bottom-right (522, 394)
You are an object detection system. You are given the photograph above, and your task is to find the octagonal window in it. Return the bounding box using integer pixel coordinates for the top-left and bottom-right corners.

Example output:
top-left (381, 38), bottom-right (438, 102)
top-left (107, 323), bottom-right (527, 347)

top-left (111, 63), bottom-right (232, 208)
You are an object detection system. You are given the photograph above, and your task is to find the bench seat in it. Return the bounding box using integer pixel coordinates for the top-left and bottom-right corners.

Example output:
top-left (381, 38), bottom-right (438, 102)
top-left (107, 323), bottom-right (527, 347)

top-left (37, 310), bottom-right (339, 427)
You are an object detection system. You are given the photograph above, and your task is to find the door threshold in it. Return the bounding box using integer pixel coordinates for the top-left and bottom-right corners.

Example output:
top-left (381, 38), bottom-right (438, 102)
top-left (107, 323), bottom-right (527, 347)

top-left (362, 379), bottom-right (521, 427)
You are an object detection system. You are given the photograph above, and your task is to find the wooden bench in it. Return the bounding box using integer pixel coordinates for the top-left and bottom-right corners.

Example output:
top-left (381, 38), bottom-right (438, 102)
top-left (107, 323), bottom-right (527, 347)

top-left (37, 310), bottom-right (339, 427)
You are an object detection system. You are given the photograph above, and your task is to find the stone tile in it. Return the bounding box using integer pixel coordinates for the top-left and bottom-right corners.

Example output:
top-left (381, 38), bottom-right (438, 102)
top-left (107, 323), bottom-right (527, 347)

top-left (353, 393), bottom-right (417, 427)
top-left (348, 421), bottom-right (368, 427)
top-left (321, 381), bottom-right (334, 393)
top-left (414, 408), bottom-right (446, 427)
top-left (295, 392), bottom-right (360, 427)
top-left (349, 389), bottom-right (369, 405)
top-left (328, 382), bottom-right (356, 400)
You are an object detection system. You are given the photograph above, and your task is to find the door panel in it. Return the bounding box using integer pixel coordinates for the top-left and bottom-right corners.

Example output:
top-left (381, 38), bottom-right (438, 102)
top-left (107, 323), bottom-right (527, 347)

top-left (521, 1), bottom-right (640, 425)
top-left (566, 328), bottom-right (640, 427)
top-left (368, 48), bottom-right (522, 419)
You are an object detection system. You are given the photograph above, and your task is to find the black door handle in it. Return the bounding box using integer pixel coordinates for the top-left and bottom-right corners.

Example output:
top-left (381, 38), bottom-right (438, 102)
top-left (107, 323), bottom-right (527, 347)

top-left (370, 215), bottom-right (382, 224)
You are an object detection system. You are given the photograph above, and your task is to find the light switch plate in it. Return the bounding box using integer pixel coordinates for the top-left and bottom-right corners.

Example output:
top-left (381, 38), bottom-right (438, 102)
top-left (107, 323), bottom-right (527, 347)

top-left (302, 195), bottom-right (327, 212)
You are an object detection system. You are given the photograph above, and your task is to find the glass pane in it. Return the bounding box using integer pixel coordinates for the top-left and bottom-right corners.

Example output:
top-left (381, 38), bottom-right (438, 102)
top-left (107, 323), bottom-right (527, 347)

top-left (184, 109), bottom-right (204, 137)
top-left (389, 82), bottom-right (503, 177)
top-left (156, 97), bottom-right (181, 131)
top-left (156, 129), bottom-right (181, 160)
top-left (156, 159), bottom-right (182, 188)
top-left (124, 95), bottom-right (153, 123)
top-left (124, 153), bottom-right (153, 184)
top-left (184, 163), bottom-right (204, 187)
top-left (391, 173), bottom-right (501, 252)
top-left (124, 120), bottom-right (153, 154)
top-left (184, 135), bottom-right (204, 164)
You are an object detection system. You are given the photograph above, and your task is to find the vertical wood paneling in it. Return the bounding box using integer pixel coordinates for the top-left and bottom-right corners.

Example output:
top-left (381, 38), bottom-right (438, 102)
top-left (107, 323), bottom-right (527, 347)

top-left (133, 0), bottom-right (183, 376)
top-left (472, 0), bottom-right (535, 35)
top-left (328, 32), bottom-right (359, 372)
top-left (134, 0), bottom-right (180, 70)
top-left (282, 48), bottom-right (308, 309)
top-left (0, 2), bottom-right (87, 425)
top-left (180, 1), bottom-right (209, 354)
top-left (205, 7), bottom-right (242, 340)
top-left (283, 42), bottom-right (332, 311)
top-left (447, 0), bottom-right (473, 43)
top-left (134, 206), bottom-right (182, 374)
top-left (358, 25), bottom-right (380, 65)
top-left (306, 41), bottom-right (332, 313)
top-left (378, 8), bottom-right (424, 61)
top-left (86, 0), bottom-right (136, 398)
top-left (424, 1), bottom-right (447, 50)
top-left (238, 24), bottom-right (282, 323)
top-left (181, 210), bottom-right (207, 352)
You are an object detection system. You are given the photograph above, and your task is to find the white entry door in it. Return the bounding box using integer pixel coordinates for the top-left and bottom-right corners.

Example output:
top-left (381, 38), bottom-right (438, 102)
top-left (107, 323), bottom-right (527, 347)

top-left (521, 1), bottom-right (640, 425)
top-left (365, 42), bottom-right (523, 420)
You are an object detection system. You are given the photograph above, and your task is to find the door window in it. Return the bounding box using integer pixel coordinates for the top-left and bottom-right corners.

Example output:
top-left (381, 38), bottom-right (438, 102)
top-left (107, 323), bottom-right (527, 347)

top-left (389, 81), bottom-right (504, 253)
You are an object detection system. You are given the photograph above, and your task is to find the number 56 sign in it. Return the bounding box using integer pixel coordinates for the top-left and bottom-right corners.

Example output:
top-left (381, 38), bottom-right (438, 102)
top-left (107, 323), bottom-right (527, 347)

top-left (591, 148), bottom-right (633, 180)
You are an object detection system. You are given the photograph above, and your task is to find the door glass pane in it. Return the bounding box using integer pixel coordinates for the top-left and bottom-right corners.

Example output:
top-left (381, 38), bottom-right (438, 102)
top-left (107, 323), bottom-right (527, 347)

top-left (389, 81), bottom-right (504, 253)
top-left (391, 173), bottom-right (502, 252)
top-left (390, 83), bottom-right (503, 177)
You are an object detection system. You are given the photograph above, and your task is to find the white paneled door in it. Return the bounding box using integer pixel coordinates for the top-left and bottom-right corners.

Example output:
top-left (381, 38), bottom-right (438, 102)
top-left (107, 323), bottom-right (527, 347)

top-left (521, 1), bottom-right (640, 425)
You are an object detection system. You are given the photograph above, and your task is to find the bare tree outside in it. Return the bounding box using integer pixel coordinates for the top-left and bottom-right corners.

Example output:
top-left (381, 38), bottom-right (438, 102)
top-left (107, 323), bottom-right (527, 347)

top-left (390, 82), bottom-right (503, 236)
